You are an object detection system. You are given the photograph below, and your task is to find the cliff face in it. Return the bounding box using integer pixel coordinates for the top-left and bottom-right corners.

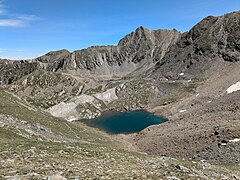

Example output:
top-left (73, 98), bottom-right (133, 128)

top-left (153, 11), bottom-right (240, 80)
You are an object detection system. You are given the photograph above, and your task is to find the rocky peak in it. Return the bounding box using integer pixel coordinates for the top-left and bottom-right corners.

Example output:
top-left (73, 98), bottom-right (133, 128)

top-left (153, 11), bottom-right (240, 80)
top-left (185, 11), bottom-right (239, 52)
top-left (117, 26), bottom-right (180, 65)
top-left (33, 26), bottom-right (180, 75)
top-left (118, 26), bottom-right (152, 46)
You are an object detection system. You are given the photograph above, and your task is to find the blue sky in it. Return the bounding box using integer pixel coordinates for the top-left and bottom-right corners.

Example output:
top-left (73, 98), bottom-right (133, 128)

top-left (0, 0), bottom-right (239, 59)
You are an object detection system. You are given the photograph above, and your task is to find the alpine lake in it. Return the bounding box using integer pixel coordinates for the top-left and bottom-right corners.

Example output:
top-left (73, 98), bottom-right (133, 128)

top-left (80, 110), bottom-right (167, 134)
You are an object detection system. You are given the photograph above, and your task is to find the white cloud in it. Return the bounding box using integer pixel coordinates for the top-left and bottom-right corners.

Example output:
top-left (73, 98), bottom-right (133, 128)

top-left (0, 15), bottom-right (39, 27)
top-left (0, 19), bottom-right (25, 27)
top-left (0, 1), bottom-right (39, 27)
top-left (18, 14), bottom-right (39, 21)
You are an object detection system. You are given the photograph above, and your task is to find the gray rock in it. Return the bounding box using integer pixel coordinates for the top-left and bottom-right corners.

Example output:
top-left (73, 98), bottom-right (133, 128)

top-left (153, 11), bottom-right (240, 80)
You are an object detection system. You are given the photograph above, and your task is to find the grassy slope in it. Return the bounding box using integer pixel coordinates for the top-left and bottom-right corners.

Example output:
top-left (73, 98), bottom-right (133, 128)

top-left (0, 88), bottom-right (108, 142)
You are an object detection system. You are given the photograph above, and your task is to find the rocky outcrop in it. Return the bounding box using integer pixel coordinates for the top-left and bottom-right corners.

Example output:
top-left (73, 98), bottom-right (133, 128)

top-left (118, 27), bottom-right (180, 63)
top-left (153, 11), bottom-right (240, 80)
top-left (0, 59), bottom-right (37, 85)
top-left (36, 49), bottom-right (71, 72)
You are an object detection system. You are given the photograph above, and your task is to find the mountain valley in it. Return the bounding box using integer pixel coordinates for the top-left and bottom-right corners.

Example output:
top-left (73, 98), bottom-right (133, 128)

top-left (0, 11), bottom-right (240, 179)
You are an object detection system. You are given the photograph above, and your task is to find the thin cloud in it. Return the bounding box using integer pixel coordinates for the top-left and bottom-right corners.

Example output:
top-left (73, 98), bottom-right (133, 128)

top-left (0, 19), bottom-right (26, 27)
top-left (0, 1), bottom-right (39, 27)
top-left (0, 48), bottom-right (36, 60)
top-left (0, 48), bottom-right (6, 53)
top-left (0, 48), bottom-right (25, 53)
top-left (0, 0), bottom-right (5, 14)
top-left (18, 14), bottom-right (39, 21)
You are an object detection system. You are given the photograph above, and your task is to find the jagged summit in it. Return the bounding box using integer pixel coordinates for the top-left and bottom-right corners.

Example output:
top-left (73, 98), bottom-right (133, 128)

top-left (153, 10), bottom-right (240, 80)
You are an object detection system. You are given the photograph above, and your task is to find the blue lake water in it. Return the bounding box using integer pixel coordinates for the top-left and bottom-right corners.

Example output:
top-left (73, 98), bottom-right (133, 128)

top-left (82, 110), bottom-right (167, 134)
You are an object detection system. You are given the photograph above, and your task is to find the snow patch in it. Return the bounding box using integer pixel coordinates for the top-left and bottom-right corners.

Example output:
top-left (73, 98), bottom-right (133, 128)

top-left (179, 73), bottom-right (184, 76)
top-left (229, 138), bottom-right (240, 143)
top-left (196, 93), bottom-right (200, 97)
top-left (179, 110), bottom-right (187, 113)
top-left (120, 83), bottom-right (124, 88)
top-left (227, 81), bottom-right (240, 94)
top-left (67, 116), bottom-right (78, 122)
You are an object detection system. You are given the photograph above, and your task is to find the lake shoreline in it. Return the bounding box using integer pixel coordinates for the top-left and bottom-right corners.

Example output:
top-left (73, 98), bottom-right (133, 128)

top-left (76, 109), bottom-right (167, 134)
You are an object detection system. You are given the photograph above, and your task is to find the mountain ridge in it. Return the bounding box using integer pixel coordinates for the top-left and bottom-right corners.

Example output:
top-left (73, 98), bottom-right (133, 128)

top-left (0, 26), bottom-right (181, 85)
top-left (1, 11), bottom-right (239, 85)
